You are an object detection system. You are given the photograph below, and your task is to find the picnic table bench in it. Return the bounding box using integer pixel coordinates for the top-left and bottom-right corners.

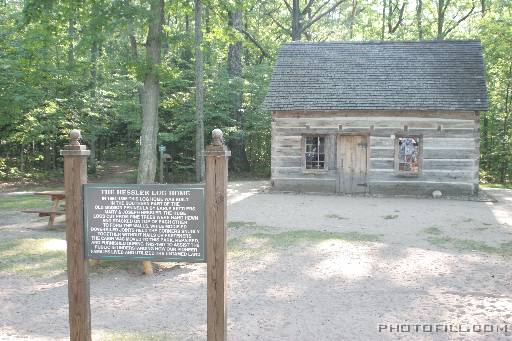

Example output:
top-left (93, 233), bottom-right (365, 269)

top-left (21, 191), bottom-right (65, 229)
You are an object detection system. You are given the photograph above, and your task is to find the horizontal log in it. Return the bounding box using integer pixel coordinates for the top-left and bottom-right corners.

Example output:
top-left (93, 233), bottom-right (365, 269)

top-left (370, 136), bottom-right (394, 148)
top-left (273, 127), bottom-right (338, 136)
top-left (423, 137), bottom-right (476, 148)
top-left (370, 158), bottom-right (394, 169)
top-left (371, 128), bottom-right (476, 138)
top-left (368, 181), bottom-right (476, 196)
top-left (370, 147), bottom-right (477, 160)
top-left (423, 148), bottom-right (476, 159)
top-left (273, 110), bottom-right (478, 121)
top-left (368, 169), bottom-right (478, 182)
top-left (271, 167), bottom-right (336, 177)
top-left (272, 146), bottom-right (302, 157)
top-left (272, 156), bottom-right (302, 168)
top-left (273, 116), bottom-right (476, 128)
top-left (273, 127), bottom-right (477, 139)
top-left (272, 178), bottom-right (337, 193)
top-left (370, 148), bottom-right (394, 158)
top-left (423, 158), bottom-right (477, 171)
top-left (274, 135), bottom-right (301, 143)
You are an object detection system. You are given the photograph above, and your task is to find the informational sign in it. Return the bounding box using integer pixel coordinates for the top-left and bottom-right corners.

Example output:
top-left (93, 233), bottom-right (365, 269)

top-left (83, 184), bottom-right (204, 262)
top-left (159, 145), bottom-right (166, 152)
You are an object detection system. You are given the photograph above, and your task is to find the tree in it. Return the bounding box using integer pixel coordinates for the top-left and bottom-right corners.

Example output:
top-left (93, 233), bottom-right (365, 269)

top-left (416, 0), bottom-right (423, 39)
top-left (381, 0), bottom-right (406, 39)
top-left (138, 0), bottom-right (164, 185)
top-left (195, 0), bottom-right (205, 182)
top-left (268, 0), bottom-right (347, 41)
top-left (137, 0), bottom-right (165, 275)
top-left (436, 0), bottom-right (476, 39)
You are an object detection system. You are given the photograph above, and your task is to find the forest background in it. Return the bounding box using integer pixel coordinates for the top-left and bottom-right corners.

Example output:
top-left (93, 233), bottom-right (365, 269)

top-left (0, 0), bottom-right (510, 185)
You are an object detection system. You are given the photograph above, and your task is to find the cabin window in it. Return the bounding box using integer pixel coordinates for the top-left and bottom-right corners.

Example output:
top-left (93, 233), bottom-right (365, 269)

top-left (395, 136), bottom-right (421, 174)
top-left (305, 136), bottom-right (326, 169)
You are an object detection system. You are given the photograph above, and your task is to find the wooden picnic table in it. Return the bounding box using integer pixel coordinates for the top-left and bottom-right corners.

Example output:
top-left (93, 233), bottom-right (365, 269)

top-left (22, 191), bottom-right (65, 229)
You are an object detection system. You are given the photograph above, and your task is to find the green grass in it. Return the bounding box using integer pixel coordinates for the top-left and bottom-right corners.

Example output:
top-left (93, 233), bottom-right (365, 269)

top-left (0, 194), bottom-right (51, 210)
top-left (423, 226), bottom-right (443, 235)
top-left (383, 214), bottom-right (399, 220)
top-left (0, 237), bottom-right (67, 277)
top-left (423, 227), bottom-right (512, 255)
top-left (324, 214), bottom-right (349, 220)
top-left (480, 183), bottom-right (512, 189)
top-left (227, 221), bottom-right (260, 228)
top-left (0, 236), bottom-right (181, 277)
top-left (97, 331), bottom-right (178, 341)
top-left (229, 230), bottom-right (381, 258)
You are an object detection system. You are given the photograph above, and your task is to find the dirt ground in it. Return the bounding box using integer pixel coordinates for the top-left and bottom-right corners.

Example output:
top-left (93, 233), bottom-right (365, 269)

top-left (1, 182), bottom-right (512, 340)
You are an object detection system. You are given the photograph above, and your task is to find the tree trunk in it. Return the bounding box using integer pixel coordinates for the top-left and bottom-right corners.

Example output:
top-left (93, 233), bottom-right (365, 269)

top-left (137, 0), bottom-right (164, 275)
top-left (138, 0), bottom-right (164, 184)
top-left (228, 10), bottom-right (242, 123)
top-left (89, 40), bottom-right (99, 174)
top-left (67, 19), bottom-right (76, 68)
top-left (437, 0), bottom-right (445, 39)
top-left (500, 63), bottom-right (512, 183)
top-left (381, 0), bottom-right (386, 40)
top-left (228, 9), bottom-right (249, 172)
top-left (195, 0), bottom-right (205, 182)
top-left (44, 143), bottom-right (51, 171)
top-left (348, 0), bottom-right (357, 39)
top-left (416, 0), bottom-right (423, 40)
top-left (292, 0), bottom-right (301, 41)
top-left (19, 145), bottom-right (24, 173)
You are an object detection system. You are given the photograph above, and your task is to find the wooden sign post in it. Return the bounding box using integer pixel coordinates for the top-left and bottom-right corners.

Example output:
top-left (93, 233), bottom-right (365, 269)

top-left (60, 129), bottom-right (92, 341)
top-left (61, 128), bottom-right (229, 341)
top-left (205, 129), bottom-right (230, 341)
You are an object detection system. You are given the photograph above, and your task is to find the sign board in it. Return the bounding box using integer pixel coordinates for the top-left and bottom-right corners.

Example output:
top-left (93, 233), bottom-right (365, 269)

top-left (83, 184), bottom-right (204, 262)
top-left (159, 145), bottom-right (166, 152)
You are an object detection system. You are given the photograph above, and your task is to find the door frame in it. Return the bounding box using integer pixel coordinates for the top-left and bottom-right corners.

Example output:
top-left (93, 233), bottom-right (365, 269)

top-left (336, 132), bottom-right (370, 194)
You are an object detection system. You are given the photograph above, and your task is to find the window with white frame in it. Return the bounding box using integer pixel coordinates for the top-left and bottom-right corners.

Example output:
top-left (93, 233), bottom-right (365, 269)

top-left (305, 136), bottom-right (326, 169)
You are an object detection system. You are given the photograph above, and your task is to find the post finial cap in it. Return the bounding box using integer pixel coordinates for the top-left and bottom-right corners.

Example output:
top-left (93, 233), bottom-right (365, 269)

top-left (69, 129), bottom-right (81, 146)
top-left (212, 129), bottom-right (223, 146)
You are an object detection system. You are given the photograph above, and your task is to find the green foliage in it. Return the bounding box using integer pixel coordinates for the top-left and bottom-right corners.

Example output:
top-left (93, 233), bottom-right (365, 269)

top-left (479, 3), bottom-right (512, 183)
top-left (0, 0), bottom-right (511, 183)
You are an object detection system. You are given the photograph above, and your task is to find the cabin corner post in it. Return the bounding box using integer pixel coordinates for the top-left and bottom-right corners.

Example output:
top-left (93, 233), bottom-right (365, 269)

top-left (205, 129), bottom-right (230, 341)
top-left (60, 129), bottom-right (92, 341)
top-left (474, 111), bottom-right (481, 195)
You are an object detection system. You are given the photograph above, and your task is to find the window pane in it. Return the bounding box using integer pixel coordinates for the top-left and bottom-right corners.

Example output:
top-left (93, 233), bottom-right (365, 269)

top-left (305, 137), bottom-right (315, 145)
top-left (398, 137), bottom-right (419, 173)
top-left (304, 136), bottom-right (326, 170)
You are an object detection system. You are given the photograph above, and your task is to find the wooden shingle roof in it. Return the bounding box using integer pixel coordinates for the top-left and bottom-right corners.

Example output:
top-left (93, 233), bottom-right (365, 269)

top-left (263, 40), bottom-right (488, 111)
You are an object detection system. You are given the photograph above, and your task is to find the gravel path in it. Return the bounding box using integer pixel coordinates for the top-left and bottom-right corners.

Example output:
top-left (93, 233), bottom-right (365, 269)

top-left (1, 182), bottom-right (511, 340)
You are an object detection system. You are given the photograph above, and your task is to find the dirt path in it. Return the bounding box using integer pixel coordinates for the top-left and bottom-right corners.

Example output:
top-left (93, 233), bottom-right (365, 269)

top-left (1, 183), bottom-right (511, 340)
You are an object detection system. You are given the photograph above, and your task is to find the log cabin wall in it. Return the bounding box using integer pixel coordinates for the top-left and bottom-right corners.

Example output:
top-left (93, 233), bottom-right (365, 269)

top-left (271, 110), bottom-right (480, 196)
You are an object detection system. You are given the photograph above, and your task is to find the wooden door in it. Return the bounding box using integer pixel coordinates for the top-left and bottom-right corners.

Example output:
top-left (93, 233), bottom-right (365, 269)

top-left (337, 135), bottom-right (368, 194)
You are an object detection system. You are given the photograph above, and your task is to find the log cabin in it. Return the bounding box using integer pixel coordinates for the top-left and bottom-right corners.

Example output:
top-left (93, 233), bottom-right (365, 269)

top-left (263, 41), bottom-right (488, 196)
